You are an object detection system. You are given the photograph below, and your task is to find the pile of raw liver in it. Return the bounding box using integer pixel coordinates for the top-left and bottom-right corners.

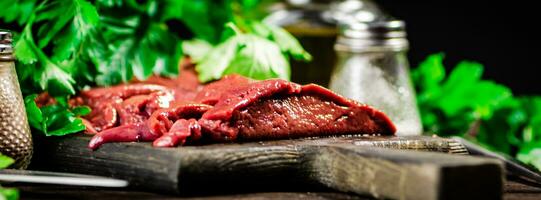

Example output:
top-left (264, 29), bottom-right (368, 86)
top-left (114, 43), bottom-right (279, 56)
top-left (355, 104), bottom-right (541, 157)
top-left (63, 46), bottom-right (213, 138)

top-left (63, 60), bottom-right (396, 149)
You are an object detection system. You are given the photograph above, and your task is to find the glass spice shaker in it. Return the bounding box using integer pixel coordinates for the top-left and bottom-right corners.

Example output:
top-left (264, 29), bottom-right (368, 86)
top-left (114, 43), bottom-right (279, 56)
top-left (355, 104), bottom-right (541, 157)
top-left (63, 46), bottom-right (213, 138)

top-left (328, 20), bottom-right (422, 136)
top-left (0, 30), bottom-right (33, 169)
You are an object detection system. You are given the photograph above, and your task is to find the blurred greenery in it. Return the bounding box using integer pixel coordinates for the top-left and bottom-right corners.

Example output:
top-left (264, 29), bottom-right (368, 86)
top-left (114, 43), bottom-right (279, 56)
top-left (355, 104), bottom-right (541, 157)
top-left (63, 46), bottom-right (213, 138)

top-left (0, 154), bottom-right (14, 169)
top-left (0, 154), bottom-right (19, 200)
top-left (413, 53), bottom-right (541, 170)
top-left (0, 186), bottom-right (18, 200)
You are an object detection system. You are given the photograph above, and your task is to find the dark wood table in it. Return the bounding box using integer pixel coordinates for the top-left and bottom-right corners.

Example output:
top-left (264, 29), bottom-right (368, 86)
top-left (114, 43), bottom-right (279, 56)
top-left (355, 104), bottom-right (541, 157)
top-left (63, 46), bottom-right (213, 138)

top-left (11, 180), bottom-right (541, 200)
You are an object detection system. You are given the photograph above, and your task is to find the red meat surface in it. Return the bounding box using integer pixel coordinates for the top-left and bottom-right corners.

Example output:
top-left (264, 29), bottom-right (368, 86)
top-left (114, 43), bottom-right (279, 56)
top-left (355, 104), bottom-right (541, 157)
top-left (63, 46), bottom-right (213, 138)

top-left (56, 59), bottom-right (396, 149)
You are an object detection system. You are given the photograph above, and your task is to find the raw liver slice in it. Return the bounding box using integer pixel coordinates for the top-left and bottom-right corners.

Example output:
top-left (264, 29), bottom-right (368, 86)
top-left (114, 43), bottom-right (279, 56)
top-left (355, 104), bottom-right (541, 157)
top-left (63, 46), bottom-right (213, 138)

top-left (83, 73), bottom-right (396, 150)
top-left (198, 80), bottom-right (395, 142)
top-left (233, 95), bottom-right (395, 140)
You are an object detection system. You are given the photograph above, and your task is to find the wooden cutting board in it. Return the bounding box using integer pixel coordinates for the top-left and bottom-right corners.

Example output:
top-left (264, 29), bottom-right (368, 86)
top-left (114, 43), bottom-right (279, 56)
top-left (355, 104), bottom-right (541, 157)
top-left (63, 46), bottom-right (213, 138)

top-left (31, 135), bottom-right (503, 200)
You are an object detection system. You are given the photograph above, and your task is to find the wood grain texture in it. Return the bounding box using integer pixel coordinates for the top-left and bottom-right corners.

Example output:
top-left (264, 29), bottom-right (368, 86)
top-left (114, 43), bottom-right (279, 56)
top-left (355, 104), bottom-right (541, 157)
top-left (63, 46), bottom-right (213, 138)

top-left (305, 145), bottom-right (503, 200)
top-left (31, 135), bottom-right (503, 200)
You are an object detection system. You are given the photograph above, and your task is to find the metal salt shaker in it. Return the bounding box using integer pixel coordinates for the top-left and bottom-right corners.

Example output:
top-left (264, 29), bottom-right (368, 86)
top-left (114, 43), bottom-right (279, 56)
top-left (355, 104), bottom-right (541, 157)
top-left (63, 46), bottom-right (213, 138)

top-left (0, 30), bottom-right (33, 169)
top-left (328, 21), bottom-right (423, 136)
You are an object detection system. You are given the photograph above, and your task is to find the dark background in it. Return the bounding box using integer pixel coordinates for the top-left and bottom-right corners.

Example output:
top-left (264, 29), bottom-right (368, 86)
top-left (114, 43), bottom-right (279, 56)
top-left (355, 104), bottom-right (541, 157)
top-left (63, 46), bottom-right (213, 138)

top-left (377, 1), bottom-right (540, 95)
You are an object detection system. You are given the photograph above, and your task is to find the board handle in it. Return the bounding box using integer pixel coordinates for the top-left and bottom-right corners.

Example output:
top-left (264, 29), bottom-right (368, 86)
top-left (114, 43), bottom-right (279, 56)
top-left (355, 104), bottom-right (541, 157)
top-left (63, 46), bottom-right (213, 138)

top-left (303, 144), bottom-right (503, 200)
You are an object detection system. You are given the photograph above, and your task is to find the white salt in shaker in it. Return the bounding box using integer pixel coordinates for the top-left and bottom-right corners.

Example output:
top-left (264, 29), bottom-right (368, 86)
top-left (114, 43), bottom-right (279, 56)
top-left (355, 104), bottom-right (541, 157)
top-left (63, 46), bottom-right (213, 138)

top-left (329, 20), bottom-right (422, 136)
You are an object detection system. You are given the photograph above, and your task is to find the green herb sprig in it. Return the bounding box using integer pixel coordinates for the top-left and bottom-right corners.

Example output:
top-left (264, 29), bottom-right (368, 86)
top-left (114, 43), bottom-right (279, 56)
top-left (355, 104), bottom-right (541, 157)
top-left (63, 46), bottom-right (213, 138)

top-left (413, 53), bottom-right (541, 170)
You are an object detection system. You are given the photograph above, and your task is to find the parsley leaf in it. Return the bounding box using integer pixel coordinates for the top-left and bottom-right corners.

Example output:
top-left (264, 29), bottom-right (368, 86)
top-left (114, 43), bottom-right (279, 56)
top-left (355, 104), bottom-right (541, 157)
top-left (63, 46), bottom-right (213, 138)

top-left (0, 0), bottom-right (37, 26)
top-left (0, 185), bottom-right (19, 200)
top-left (13, 0), bottom-right (99, 96)
top-left (246, 21), bottom-right (312, 61)
top-left (196, 28), bottom-right (289, 82)
top-left (24, 94), bottom-right (88, 136)
top-left (413, 54), bottom-right (512, 136)
top-left (413, 53), bottom-right (541, 170)
top-left (195, 22), bottom-right (311, 82)
top-left (518, 142), bottom-right (541, 170)
top-left (92, 1), bottom-right (183, 84)
top-left (182, 39), bottom-right (213, 63)
top-left (0, 154), bottom-right (14, 169)
top-left (0, 155), bottom-right (18, 200)
top-left (179, 0), bottom-right (233, 44)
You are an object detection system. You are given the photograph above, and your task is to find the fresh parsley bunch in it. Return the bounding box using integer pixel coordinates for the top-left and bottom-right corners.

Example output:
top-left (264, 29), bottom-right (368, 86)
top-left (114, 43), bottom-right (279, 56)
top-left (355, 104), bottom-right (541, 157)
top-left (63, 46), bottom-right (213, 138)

top-left (413, 53), bottom-right (541, 170)
top-left (0, 0), bottom-right (310, 136)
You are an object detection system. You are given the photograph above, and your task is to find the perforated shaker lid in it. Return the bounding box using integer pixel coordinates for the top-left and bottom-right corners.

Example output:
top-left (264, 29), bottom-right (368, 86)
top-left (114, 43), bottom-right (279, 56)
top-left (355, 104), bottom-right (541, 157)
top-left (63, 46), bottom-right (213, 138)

top-left (335, 20), bottom-right (409, 52)
top-left (0, 30), bottom-right (13, 54)
top-left (339, 20), bottom-right (406, 40)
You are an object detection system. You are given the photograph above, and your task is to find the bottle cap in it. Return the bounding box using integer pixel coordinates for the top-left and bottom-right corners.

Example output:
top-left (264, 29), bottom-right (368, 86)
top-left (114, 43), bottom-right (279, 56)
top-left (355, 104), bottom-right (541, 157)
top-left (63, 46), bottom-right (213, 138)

top-left (335, 20), bottom-right (409, 52)
top-left (340, 20), bottom-right (406, 40)
top-left (322, 0), bottom-right (387, 24)
top-left (0, 30), bottom-right (13, 54)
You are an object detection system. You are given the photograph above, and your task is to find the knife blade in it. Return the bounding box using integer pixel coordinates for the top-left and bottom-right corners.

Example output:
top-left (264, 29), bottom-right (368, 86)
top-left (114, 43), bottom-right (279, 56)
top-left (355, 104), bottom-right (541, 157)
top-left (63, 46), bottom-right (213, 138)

top-left (0, 169), bottom-right (128, 187)
top-left (452, 136), bottom-right (541, 186)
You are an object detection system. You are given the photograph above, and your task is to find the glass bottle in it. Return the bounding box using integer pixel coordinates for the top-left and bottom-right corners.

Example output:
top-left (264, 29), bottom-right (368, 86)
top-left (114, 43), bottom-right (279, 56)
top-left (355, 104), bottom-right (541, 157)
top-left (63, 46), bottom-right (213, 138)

top-left (0, 30), bottom-right (33, 169)
top-left (328, 21), bottom-right (422, 136)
